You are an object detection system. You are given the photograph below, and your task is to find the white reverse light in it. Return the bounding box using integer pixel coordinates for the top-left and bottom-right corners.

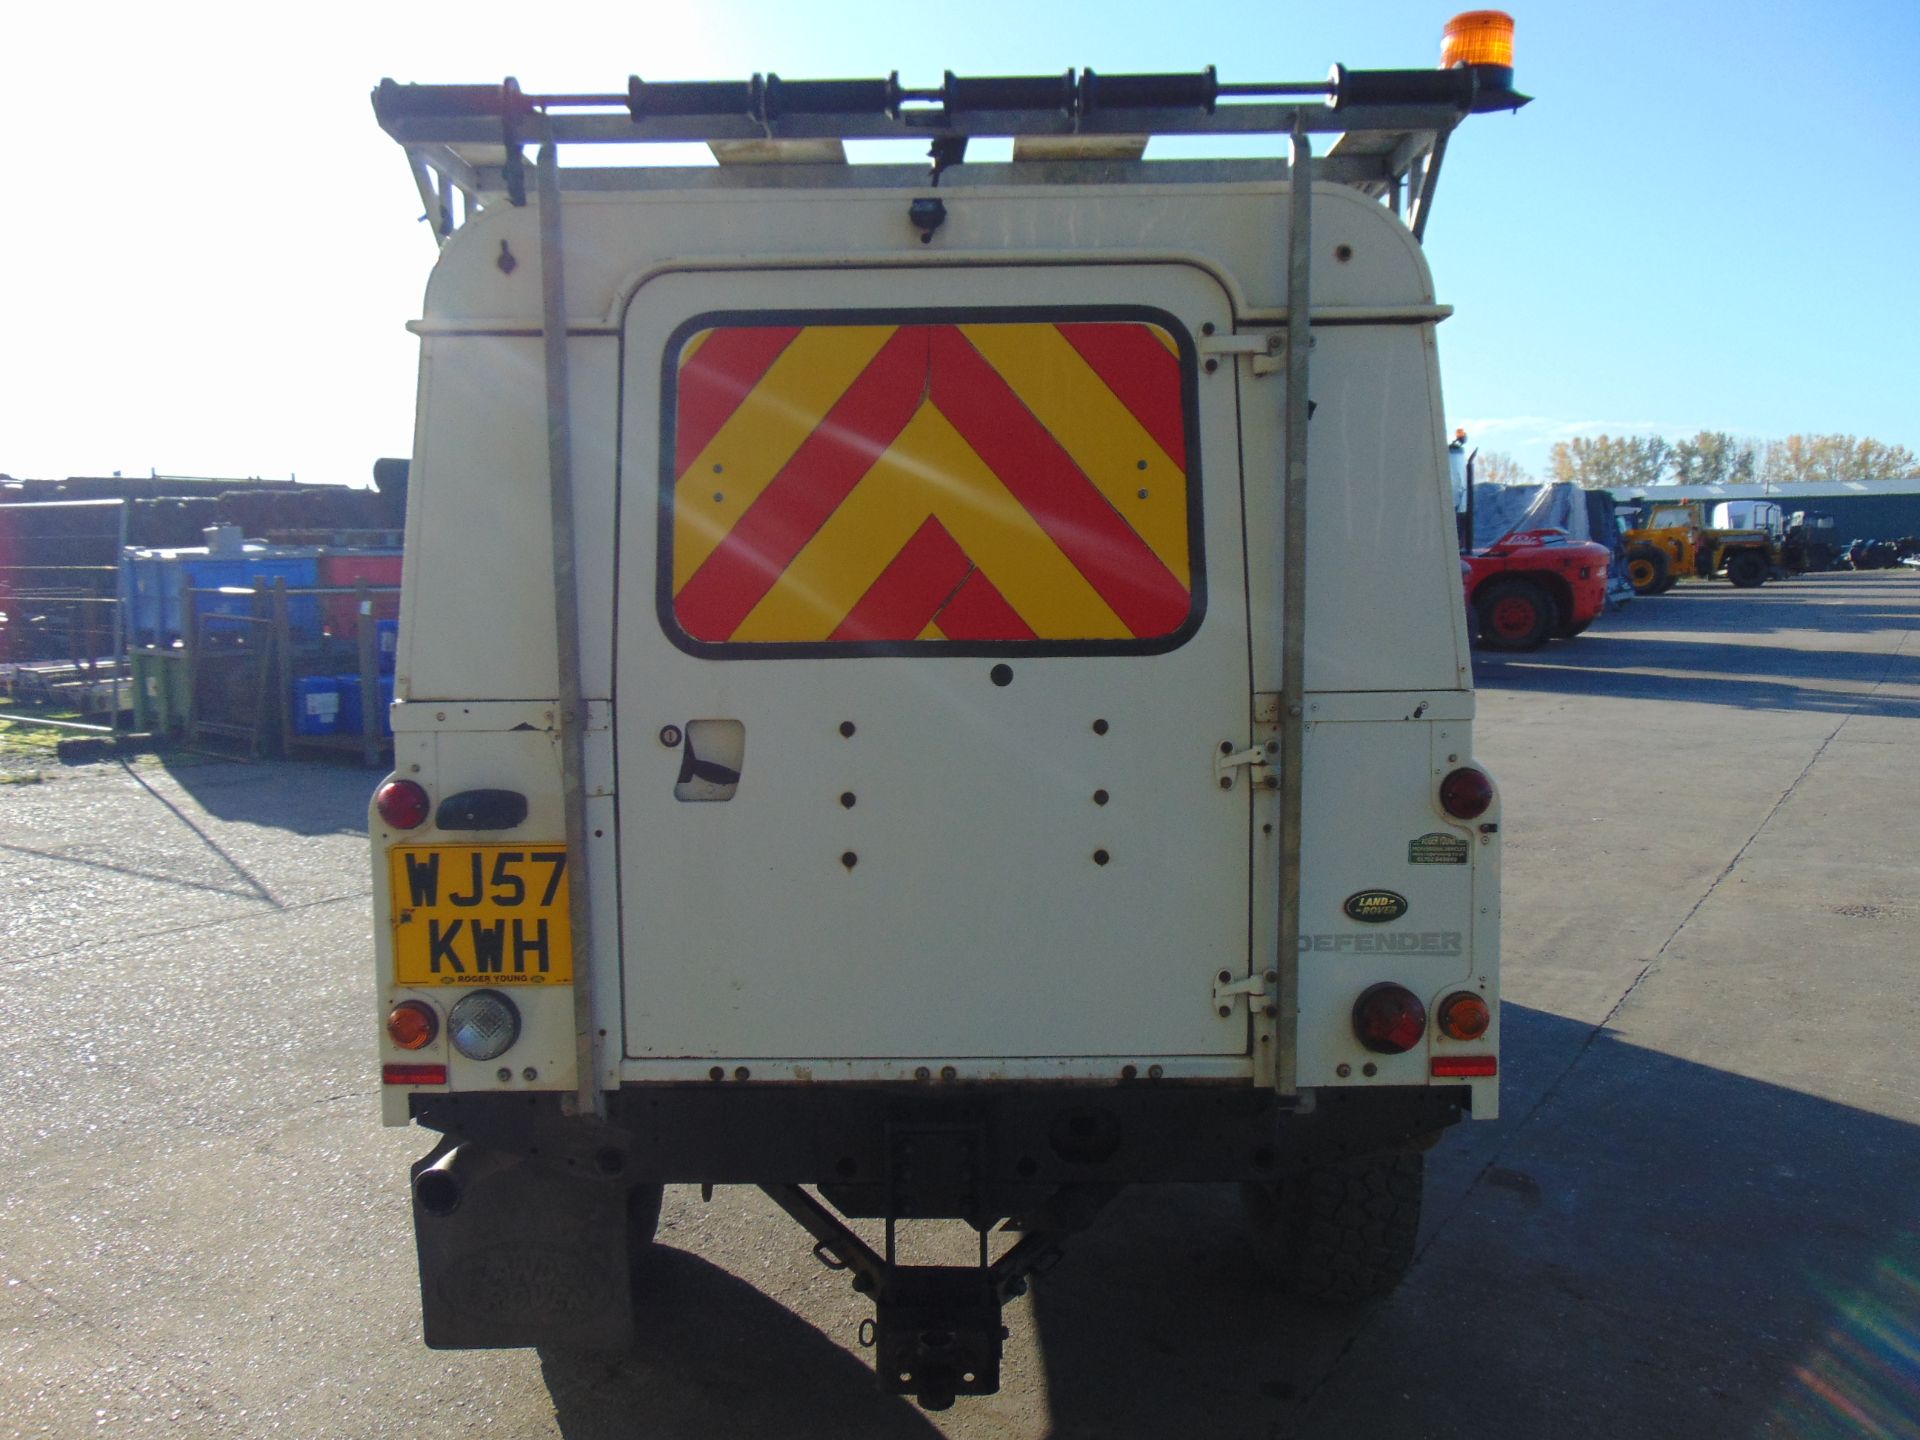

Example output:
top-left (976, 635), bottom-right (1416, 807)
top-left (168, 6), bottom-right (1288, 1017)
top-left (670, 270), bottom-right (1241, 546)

top-left (447, 990), bottom-right (521, 1061)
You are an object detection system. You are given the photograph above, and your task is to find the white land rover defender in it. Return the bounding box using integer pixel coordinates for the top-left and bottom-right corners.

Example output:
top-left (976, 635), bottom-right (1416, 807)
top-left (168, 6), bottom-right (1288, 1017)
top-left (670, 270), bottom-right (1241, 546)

top-left (369, 14), bottom-right (1525, 1409)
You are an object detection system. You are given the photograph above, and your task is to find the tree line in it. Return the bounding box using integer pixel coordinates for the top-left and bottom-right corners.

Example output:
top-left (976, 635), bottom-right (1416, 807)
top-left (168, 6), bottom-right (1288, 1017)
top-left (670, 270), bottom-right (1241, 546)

top-left (1473, 432), bottom-right (1920, 491)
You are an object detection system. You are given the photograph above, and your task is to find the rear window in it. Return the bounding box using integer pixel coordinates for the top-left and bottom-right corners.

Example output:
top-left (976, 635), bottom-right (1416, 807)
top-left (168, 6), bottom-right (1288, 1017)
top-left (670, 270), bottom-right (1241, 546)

top-left (657, 310), bottom-right (1202, 657)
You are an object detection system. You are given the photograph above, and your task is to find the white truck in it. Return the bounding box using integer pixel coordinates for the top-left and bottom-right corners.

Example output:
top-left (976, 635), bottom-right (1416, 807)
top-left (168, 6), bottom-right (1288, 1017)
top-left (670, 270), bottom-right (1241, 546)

top-left (370, 16), bottom-right (1524, 1409)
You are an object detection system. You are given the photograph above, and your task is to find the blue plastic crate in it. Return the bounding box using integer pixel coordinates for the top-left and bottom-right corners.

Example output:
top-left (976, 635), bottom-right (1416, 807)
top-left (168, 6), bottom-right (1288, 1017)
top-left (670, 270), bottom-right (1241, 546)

top-left (293, 676), bottom-right (343, 735)
top-left (122, 549), bottom-right (188, 644)
top-left (186, 553), bottom-right (322, 635)
top-left (122, 545), bottom-right (325, 643)
top-left (335, 673), bottom-right (395, 737)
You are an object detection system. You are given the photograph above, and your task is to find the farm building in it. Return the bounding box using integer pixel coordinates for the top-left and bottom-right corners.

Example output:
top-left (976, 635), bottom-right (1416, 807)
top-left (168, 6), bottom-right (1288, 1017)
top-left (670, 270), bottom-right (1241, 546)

top-left (1611, 480), bottom-right (1920, 541)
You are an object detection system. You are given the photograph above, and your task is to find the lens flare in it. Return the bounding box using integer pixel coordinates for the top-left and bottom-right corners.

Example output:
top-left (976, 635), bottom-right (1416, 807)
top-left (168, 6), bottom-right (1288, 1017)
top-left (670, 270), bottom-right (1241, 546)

top-left (1771, 1236), bottom-right (1920, 1439)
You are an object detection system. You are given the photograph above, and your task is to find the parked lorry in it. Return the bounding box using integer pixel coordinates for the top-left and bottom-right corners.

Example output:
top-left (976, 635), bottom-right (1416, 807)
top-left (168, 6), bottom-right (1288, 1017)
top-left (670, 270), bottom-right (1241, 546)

top-left (1622, 499), bottom-right (1772, 593)
top-left (369, 13), bottom-right (1525, 1408)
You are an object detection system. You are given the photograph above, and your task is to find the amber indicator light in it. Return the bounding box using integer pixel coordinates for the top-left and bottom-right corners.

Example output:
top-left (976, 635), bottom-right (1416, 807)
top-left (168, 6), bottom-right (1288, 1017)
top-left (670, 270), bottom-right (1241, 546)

top-left (1437, 991), bottom-right (1492, 1041)
top-left (387, 1000), bottom-right (439, 1051)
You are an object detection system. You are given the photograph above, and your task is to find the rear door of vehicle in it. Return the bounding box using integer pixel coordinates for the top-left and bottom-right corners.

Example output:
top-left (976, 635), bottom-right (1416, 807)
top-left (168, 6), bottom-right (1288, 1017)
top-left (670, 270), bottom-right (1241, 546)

top-left (614, 261), bottom-right (1252, 1066)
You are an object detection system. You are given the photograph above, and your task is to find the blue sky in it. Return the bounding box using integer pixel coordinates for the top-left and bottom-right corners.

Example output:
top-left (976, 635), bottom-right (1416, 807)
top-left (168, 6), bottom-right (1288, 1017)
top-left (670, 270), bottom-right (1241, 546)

top-left (3, 0), bottom-right (1915, 484)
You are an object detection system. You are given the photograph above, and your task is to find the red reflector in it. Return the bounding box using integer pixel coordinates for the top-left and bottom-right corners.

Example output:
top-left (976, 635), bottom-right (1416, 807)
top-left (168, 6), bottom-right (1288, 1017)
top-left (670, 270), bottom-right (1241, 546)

top-left (1431, 1056), bottom-right (1498, 1077)
top-left (382, 1062), bottom-right (447, 1085)
top-left (1438, 766), bottom-right (1494, 820)
top-left (375, 778), bottom-right (431, 830)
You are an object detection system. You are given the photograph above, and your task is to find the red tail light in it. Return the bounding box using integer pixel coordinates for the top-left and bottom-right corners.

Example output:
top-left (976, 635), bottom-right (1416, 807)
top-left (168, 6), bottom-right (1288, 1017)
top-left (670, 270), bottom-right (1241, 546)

top-left (375, 778), bottom-right (431, 830)
top-left (1439, 766), bottom-right (1494, 819)
top-left (1352, 983), bottom-right (1427, 1055)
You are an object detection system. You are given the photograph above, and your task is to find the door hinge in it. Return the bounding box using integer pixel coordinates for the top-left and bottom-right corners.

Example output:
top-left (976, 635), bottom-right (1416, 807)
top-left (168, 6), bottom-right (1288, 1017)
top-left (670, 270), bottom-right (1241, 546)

top-left (1197, 331), bottom-right (1283, 376)
top-left (1213, 969), bottom-right (1278, 1017)
top-left (1215, 743), bottom-right (1277, 790)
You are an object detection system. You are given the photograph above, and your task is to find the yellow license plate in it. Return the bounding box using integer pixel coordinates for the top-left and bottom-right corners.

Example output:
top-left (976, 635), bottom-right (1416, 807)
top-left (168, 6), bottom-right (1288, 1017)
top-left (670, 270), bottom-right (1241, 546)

top-left (389, 844), bottom-right (573, 986)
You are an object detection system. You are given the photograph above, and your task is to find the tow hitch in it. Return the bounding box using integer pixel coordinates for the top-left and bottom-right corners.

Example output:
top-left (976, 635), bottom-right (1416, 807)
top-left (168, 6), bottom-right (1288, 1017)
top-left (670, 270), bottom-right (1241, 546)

top-left (760, 1182), bottom-right (1101, 1410)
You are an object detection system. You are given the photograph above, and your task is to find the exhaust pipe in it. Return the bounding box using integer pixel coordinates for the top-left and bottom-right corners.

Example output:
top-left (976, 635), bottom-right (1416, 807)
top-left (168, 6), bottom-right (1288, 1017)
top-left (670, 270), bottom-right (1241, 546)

top-left (412, 1144), bottom-right (516, 1218)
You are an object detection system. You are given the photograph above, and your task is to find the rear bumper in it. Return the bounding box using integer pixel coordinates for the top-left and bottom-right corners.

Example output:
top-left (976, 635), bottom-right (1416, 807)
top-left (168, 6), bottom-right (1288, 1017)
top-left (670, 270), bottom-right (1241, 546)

top-left (411, 1082), bottom-right (1469, 1215)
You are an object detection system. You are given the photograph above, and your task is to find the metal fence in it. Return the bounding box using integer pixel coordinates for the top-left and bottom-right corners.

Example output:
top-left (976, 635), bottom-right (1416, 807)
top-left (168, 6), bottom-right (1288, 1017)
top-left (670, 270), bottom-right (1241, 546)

top-left (0, 499), bottom-right (127, 725)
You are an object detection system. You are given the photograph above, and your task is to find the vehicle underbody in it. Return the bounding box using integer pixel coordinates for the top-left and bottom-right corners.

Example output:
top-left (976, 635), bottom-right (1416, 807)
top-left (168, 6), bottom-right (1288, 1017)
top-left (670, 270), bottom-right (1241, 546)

top-left (407, 1084), bottom-right (1466, 1407)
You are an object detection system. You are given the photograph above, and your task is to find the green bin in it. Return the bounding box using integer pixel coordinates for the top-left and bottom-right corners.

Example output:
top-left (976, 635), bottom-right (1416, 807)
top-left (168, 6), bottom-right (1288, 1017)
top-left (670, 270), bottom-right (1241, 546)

top-left (131, 648), bottom-right (191, 734)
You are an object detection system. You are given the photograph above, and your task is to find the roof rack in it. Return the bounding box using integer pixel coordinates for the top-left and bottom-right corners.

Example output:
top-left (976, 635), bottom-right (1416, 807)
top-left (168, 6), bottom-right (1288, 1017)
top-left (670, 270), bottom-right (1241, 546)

top-left (372, 61), bottom-right (1527, 245)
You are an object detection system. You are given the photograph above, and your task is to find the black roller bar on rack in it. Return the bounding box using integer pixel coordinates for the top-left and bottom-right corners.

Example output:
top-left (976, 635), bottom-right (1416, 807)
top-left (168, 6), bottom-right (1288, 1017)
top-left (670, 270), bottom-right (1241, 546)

top-left (374, 62), bottom-right (1525, 145)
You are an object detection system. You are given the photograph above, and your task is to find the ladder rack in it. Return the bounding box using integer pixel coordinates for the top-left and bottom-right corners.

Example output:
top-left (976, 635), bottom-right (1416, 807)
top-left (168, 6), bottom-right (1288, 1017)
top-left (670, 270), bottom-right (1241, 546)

top-left (373, 61), bottom-right (1526, 244)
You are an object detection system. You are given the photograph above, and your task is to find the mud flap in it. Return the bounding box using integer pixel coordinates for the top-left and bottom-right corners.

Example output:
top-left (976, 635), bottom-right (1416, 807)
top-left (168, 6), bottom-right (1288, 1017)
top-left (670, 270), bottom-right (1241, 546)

top-left (410, 1139), bottom-right (632, 1350)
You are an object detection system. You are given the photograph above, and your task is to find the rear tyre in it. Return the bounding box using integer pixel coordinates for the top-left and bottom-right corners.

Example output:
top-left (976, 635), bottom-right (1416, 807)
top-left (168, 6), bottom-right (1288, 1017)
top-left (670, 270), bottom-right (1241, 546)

top-left (1244, 1152), bottom-right (1425, 1302)
top-left (1624, 544), bottom-right (1669, 596)
top-left (1725, 550), bottom-right (1767, 588)
top-left (1474, 578), bottom-right (1553, 651)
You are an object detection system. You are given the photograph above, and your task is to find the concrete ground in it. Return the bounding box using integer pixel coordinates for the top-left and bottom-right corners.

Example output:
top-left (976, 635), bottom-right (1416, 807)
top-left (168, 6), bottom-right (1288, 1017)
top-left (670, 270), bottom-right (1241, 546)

top-left (2, 571), bottom-right (1917, 1439)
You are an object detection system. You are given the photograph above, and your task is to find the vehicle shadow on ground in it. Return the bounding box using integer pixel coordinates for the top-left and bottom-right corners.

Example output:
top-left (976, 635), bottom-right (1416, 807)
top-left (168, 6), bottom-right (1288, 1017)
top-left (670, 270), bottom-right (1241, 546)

top-left (1027, 1003), bottom-right (1920, 1440)
top-left (1476, 587), bottom-right (1920, 716)
top-left (1477, 637), bottom-right (1920, 717)
top-left (538, 1247), bottom-right (944, 1440)
top-left (1596, 573), bottom-right (1920, 637)
top-left (525, 1005), bottom-right (1920, 1440)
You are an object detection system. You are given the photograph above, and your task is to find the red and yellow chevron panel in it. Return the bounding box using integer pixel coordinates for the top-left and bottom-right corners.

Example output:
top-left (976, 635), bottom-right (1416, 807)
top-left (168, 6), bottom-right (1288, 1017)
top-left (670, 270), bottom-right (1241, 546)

top-left (664, 317), bottom-right (1197, 649)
